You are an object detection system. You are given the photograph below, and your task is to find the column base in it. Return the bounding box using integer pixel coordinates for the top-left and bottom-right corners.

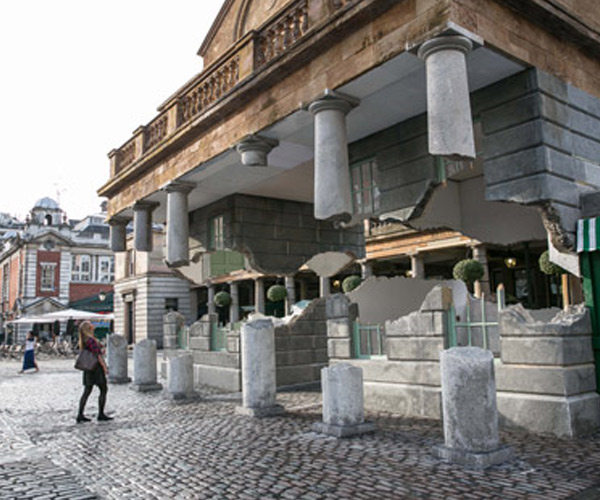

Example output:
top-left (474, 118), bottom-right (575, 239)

top-left (313, 421), bottom-right (376, 438)
top-left (108, 376), bottom-right (131, 384)
top-left (432, 444), bottom-right (513, 468)
top-left (235, 404), bottom-right (285, 418)
top-left (130, 382), bottom-right (163, 392)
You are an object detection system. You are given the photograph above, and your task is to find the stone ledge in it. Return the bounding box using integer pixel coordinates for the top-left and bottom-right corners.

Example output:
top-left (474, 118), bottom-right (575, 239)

top-left (235, 404), bottom-right (285, 418)
top-left (312, 421), bottom-right (376, 438)
top-left (431, 444), bottom-right (513, 469)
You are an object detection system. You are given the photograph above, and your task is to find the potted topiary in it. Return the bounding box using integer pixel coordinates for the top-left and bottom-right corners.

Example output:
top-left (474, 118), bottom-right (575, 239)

top-left (214, 291), bottom-right (231, 308)
top-left (267, 284), bottom-right (287, 302)
top-left (453, 259), bottom-right (484, 295)
top-left (539, 250), bottom-right (569, 309)
top-left (342, 275), bottom-right (362, 293)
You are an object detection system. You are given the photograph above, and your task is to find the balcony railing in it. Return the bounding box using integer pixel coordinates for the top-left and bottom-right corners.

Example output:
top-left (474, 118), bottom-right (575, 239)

top-left (109, 0), bottom-right (361, 178)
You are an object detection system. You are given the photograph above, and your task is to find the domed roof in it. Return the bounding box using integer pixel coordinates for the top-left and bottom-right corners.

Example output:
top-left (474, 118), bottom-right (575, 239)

top-left (33, 197), bottom-right (60, 210)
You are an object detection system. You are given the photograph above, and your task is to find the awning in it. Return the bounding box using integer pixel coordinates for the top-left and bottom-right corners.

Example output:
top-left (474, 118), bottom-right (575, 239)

top-left (577, 218), bottom-right (600, 252)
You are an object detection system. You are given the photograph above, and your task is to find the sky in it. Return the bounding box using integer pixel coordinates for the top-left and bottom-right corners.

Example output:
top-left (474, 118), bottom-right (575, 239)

top-left (0, 1), bottom-right (223, 221)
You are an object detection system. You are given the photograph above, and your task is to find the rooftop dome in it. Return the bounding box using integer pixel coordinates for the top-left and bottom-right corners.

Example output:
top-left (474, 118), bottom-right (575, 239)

top-left (33, 197), bottom-right (60, 210)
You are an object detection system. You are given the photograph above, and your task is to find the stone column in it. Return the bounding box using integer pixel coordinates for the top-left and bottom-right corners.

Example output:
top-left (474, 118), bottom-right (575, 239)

top-left (229, 282), bottom-right (240, 324)
top-left (313, 363), bottom-right (375, 437)
top-left (360, 261), bottom-right (373, 280)
top-left (132, 201), bottom-right (159, 252)
top-left (107, 334), bottom-right (131, 384)
top-left (308, 89), bottom-right (359, 223)
top-left (471, 244), bottom-right (491, 298)
top-left (236, 319), bottom-right (284, 417)
top-left (284, 276), bottom-right (296, 314)
top-left (164, 181), bottom-right (195, 267)
top-left (108, 216), bottom-right (130, 253)
top-left (320, 276), bottom-right (331, 298)
top-left (131, 339), bottom-right (162, 391)
top-left (235, 134), bottom-right (279, 166)
top-left (207, 285), bottom-right (216, 315)
top-left (167, 353), bottom-right (196, 400)
top-left (418, 35), bottom-right (476, 160)
top-left (254, 278), bottom-right (265, 314)
top-left (410, 253), bottom-right (425, 279)
top-left (432, 347), bottom-right (512, 467)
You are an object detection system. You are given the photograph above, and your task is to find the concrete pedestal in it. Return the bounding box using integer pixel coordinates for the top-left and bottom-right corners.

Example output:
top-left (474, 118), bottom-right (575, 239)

top-left (107, 334), bottom-right (130, 384)
top-left (308, 90), bottom-right (359, 223)
top-left (313, 363), bottom-right (375, 437)
top-left (167, 353), bottom-right (197, 400)
top-left (418, 35), bottom-right (476, 160)
top-left (236, 319), bottom-right (284, 417)
top-left (432, 347), bottom-right (512, 467)
top-left (131, 339), bottom-right (162, 392)
top-left (165, 181), bottom-right (194, 267)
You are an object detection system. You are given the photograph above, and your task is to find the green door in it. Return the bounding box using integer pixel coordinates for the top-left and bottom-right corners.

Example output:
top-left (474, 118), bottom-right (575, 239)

top-left (581, 251), bottom-right (600, 393)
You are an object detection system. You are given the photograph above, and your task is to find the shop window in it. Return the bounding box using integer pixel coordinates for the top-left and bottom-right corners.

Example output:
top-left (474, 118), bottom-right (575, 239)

top-left (350, 158), bottom-right (380, 215)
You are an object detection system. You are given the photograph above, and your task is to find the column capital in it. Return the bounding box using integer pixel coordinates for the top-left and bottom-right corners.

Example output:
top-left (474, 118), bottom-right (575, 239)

top-left (235, 134), bottom-right (279, 166)
top-left (107, 215), bottom-right (132, 227)
top-left (163, 180), bottom-right (196, 194)
top-left (308, 89), bottom-right (360, 116)
top-left (132, 200), bottom-right (160, 212)
top-left (417, 35), bottom-right (473, 60)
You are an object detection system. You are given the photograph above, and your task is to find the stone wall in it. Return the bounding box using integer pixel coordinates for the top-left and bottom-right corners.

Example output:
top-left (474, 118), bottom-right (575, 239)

top-left (496, 304), bottom-right (600, 437)
top-left (189, 194), bottom-right (364, 275)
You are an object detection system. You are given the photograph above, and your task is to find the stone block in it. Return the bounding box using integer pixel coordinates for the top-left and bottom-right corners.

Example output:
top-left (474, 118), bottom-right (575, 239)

top-left (189, 337), bottom-right (210, 351)
top-left (581, 190), bottom-right (600, 218)
top-left (362, 380), bottom-right (442, 419)
top-left (569, 84), bottom-right (600, 119)
top-left (497, 391), bottom-right (600, 438)
top-left (327, 318), bottom-right (352, 338)
top-left (163, 334), bottom-right (178, 349)
top-left (481, 93), bottom-right (540, 135)
top-left (484, 120), bottom-right (542, 162)
top-left (496, 363), bottom-right (597, 396)
top-left (500, 336), bottom-right (594, 365)
top-left (419, 286), bottom-right (452, 312)
top-left (107, 334), bottom-right (130, 384)
top-left (386, 311), bottom-right (446, 337)
top-left (131, 339), bottom-right (161, 391)
top-left (276, 349), bottom-right (314, 366)
top-left (326, 293), bottom-right (351, 318)
top-left (328, 338), bottom-right (352, 359)
top-left (276, 364), bottom-right (322, 387)
top-left (227, 333), bottom-right (240, 353)
top-left (193, 350), bottom-right (240, 368)
top-left (386, 337), bottom-right (444, 361)
top-left (193, 364), bottom-right (241, 392)
top-left (168, 353), bottom-right (196, 400)
top-left (347, 358), bottom-right (440, 386)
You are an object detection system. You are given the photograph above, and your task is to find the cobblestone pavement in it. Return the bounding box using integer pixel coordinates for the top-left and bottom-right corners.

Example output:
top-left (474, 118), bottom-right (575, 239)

top-left (1, 358), bottom-right (600, 499)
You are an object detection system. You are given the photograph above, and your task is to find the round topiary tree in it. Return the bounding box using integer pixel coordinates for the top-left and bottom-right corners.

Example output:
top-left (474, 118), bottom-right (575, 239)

top-left (452, 259), bottom-right (484, 286)
top-left (267, 284), bottom-right (287, 302)
top-left (342, 275), bottom-right (362, 293)
top-left (214, 291), bottom-right (231, 308)
top-left (539, 250), bottom-right (564, 276)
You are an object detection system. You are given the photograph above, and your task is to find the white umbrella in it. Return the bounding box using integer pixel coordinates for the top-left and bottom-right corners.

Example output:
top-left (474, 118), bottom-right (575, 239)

top-left (8, 316), bottom-right (51, 324)
top-left (38, 309), bottom-right (114, 321)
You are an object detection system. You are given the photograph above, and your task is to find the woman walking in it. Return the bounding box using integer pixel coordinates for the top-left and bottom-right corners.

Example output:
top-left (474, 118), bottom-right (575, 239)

top-left (76, 321), bottom-right (113, 423)
top-left (19, 331), bottom-right (39, 373)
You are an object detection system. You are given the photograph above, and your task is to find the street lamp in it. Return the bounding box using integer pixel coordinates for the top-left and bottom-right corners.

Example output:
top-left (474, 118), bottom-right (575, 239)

top-left (98, 291), bottom-right (106, 302)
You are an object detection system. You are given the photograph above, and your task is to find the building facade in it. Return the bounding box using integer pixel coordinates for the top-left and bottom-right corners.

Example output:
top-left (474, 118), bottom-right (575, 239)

top-left (0, 198), bottom-right (114, 341)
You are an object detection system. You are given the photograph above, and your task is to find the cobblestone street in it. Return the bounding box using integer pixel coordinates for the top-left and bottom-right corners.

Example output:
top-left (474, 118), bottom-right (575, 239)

top-left (1, 358), bottom-right (600, 499)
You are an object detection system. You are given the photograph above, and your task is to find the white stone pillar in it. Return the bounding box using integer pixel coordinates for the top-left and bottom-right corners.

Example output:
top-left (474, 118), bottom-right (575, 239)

top-left (410, 253), bottom-right (425, 279)
top-left (472, 244), bottom-right (491, 298)
top-left (313, 363), bottom-right (375, 437)
top-left (207, 285), bottom-right (216, 315)
top-left (284, 276), bottom-right (296, 314)
top-left (108, 216), bottom-right (130, 253)
top-left (320, 276), bottom-right (331, 298)
top-left (360, 261), bottom-right (373, 280)
top-left (418, 35), bottom-right (476, 160)
top-left (131, 339), bottom-right (162, 391)
top-left (132, 201), bottom-right (158, 252)
top-left (308, 89), bottom-right (359, 223)
top-left (164, 181), bottom-right (195, 267)
top-left (432, 347), bottom-right (512, 467)
top-left (236, 319), bottom-right (284, 417)
top-left (167, 353), bottom-right (196, 400)
top-left (107, 334), bottom-right (131, 384)
top-left (254, 278), bottom-right (265, 314)
top-left (235, 134), bottom-right (279, 166)
top-left (229, 282), bottom-right (240, 324)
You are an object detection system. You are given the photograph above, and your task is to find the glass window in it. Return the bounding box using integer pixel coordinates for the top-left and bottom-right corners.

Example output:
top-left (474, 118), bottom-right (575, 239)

top-left (98, 256), bottom-right (114, 283)
top-left (350, 158), bottom-right (380, 215)
top-left (40, 263), bottom-right (56, 291)
top-left (209, 215), bottom-right (225, 250)
top-left (165, 298), bottom-right (178, 312)
top-left (2, 263), bottom-right (8, 301)
top-left (71, 255), bottom-right (91, 282)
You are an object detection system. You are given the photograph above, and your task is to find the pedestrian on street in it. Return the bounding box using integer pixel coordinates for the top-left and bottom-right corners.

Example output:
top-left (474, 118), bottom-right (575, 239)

top-left (19, 331), bottom-right (39, 374)
top-left (76, 321), bottom-right (113, 423)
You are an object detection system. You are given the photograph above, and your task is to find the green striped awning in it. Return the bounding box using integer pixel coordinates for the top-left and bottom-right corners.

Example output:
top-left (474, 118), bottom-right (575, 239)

top-left (577, 218), bottom-right (600, 252)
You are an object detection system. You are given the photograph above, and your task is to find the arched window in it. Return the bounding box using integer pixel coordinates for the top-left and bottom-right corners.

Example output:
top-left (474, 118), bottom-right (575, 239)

top-left (44, 214), bottom-right (53, 226)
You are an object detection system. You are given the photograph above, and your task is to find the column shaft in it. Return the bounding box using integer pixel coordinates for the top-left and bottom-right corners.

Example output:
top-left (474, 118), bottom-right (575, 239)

top-left (133, 202), bottom-right (158, 252)
top-left (284, 276), bottom-right (296, 314)
top-left (255, 279), bottom-right (265, 314)
top-left (165, 182), bottom-right (194, 267)
top-left (230, 282), bottom-right (240, 324)
top-left (320, 276), bottom-right (331, 298)
top-left (208, 285), bottom-right (216, 316)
